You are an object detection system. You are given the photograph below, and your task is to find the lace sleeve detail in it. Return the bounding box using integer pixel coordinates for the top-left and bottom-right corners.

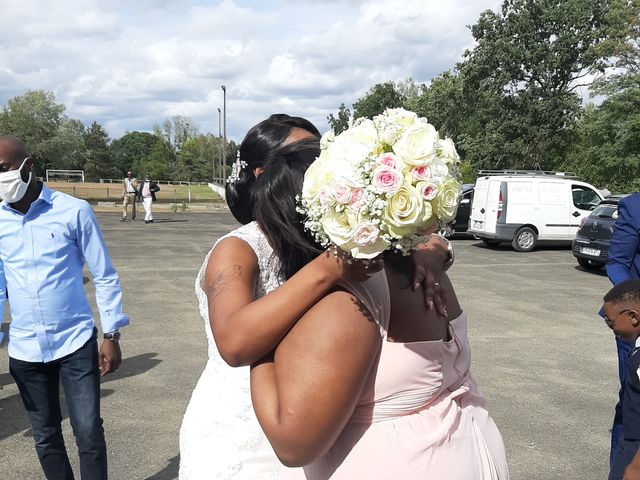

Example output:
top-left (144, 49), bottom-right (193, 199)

top-left (194, 222), bottom-right (285, 358)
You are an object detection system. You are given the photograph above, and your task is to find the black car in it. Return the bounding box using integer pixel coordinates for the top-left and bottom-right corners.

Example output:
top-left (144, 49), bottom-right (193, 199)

top-left (445, 184), bottom-right (474, 237)
top-left (572, 198), bottom-right (622, 270)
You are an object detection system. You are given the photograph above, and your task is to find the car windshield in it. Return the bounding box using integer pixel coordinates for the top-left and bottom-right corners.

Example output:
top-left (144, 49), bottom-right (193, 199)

top-left (590, 204), bottom-right (618, 219)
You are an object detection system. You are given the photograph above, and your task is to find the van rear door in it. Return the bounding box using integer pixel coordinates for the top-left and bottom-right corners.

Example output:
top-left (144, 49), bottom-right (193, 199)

top-left (469, 177), bottom-right (501, 235)
top-left (469, 177), bottom-right (490, 234)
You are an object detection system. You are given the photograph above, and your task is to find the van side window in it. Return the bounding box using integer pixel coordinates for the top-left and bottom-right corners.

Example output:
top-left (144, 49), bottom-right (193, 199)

top-left (572, 186), bottom-right (601, 211)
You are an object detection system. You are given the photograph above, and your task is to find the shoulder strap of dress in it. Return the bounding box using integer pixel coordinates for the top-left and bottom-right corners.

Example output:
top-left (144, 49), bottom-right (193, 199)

top-left (339, 271), bottom-right (390, 339)
top-left (218, 222), bottom-right (267, 258)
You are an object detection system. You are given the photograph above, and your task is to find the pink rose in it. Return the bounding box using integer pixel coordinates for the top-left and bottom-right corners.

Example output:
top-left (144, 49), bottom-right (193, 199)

top-left (373, 166), bottom-right (402, 194)
top-left (319, 186), bottom-right (333, 207)
top-left (376, 153), bottom-right (399, 170)
top-left (331, 182), bottom-right (352, 204)
top-left (411, 166), bottom-right (431, 181)
top-left (418, 181), bottom-right (438, 201)
top-left (353, 222), bottom-right (380, 247)
top-left (349, 188), bottom-right (364, 208)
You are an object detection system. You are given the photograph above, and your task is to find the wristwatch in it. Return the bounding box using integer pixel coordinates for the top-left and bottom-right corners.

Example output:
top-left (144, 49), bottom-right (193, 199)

top-left (434, 234), bottom-right (455, 271)
top-left (103, 331), bottom-right (121, 343)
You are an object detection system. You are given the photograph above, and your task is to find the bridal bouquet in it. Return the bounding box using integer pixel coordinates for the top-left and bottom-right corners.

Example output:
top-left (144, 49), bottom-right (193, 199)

top-left (299, 108), bottom-right (462, 260)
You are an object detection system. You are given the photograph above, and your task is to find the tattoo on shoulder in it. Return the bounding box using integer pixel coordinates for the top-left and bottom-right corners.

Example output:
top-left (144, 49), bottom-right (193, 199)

top-left (207, 265), bottom-right (242, 300)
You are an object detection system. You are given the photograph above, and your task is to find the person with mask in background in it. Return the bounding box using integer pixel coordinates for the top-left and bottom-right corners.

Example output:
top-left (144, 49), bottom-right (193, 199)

top-left (137, 174), bottom-right (160, 224)
top-left (0, 136), bottom-right (129, 480)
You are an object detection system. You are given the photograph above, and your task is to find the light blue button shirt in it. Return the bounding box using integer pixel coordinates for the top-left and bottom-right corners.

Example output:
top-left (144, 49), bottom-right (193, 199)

top-left (0, 184), bottom-right (129, 362)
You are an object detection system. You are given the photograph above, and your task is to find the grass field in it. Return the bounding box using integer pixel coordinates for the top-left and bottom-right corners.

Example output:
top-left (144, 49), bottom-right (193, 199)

top-left (46, 182), bottom-right (223, 203)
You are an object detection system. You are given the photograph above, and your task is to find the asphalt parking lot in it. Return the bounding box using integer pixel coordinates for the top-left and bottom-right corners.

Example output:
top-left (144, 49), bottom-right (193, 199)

top-left (0, 211), bottom-right (616, 480)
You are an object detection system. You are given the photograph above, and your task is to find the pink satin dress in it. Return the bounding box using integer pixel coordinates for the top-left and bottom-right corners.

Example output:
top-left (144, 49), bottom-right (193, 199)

top-left (286, 310), bottom-right (509, 480)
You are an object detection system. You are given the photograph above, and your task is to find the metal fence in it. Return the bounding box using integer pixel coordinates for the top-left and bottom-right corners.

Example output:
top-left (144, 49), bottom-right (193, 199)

top-left (50, 184), bottom-right (220, 203)
top-left (98, 178), bottom-right (212, 186)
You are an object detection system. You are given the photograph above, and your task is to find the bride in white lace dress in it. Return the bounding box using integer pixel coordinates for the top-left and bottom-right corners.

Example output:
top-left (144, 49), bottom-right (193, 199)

top-left (179, 115), bottom-right (452, 479)
top-left (180, 221), bottom-right (287, 479)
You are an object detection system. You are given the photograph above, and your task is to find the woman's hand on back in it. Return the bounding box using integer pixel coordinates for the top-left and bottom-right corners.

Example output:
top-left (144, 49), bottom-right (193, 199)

top-left (411, 234), bottom-right (451, 317)
top-left (317, 248), bottom-right (384, 284)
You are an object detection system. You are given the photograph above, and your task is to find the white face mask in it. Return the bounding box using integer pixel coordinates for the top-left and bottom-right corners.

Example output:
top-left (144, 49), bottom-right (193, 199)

top-left (0, 157), bottom-right (32, 203)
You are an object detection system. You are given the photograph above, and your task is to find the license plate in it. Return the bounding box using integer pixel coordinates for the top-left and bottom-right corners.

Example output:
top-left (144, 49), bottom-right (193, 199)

top-left (473, 221), bottom-right (483, 229)
top-left (580, 247), bottom-right (601, 257)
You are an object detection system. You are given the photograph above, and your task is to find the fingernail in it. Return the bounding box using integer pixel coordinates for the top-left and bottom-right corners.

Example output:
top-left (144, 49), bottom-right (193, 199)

top-left (428, 301), bottom-right (434, 309)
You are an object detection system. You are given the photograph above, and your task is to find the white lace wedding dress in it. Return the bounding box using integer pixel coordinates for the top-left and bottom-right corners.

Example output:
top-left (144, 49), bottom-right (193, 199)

top-left (179, 222), bottom-right (297, 479)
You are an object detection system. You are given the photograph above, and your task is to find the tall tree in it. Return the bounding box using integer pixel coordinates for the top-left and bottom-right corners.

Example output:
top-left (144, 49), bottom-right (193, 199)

top-left (459, 0), bottom-right (618, 170)
top-left (564, 82), bottom-right (640, 192)
top-left (84, 122), bottom-right (117, 181)
top-left (327, 103), bottom-right (351, 134)
top-left (352, 82), bottom-right (404, 120)
top-left (110, 131), bottom-right (159, 177)
top-left (177, 134), bottom-right (220, 181)
top-left (0, 90), bottom-right (69, 175)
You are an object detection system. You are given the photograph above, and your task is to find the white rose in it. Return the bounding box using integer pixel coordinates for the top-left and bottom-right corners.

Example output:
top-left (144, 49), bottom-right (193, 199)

top-left (374, 108), bottom-right (418, 146)
top-left (320, 130), bottom-right (335, 150)
top-left (302, 158), bottom-right (332, 203)
top-left (428, 158), bottom-right (451, 183)
top-left (435, 178), bottom-right (462, 223)
top-left (392, 118), bottom-right (439, 167)
top-left (383, 108), bottom-right (418, 127)
top-left (326, 121), bottom-right (377, 175)
top-left (320, 209), bottom-right (358, 248)
top-left (382, 185), bottom-right (431, 239)
top-left (437, 137), bottom-right (460, 165)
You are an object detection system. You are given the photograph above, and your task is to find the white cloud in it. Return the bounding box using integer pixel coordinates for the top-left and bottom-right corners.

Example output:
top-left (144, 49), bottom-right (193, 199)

top-left (0, 0), bottom-right (500, 141)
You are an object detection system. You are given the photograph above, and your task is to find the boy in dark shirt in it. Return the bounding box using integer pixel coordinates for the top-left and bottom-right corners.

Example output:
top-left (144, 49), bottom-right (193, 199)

top-left (605, 279), bottom-right (640, 480)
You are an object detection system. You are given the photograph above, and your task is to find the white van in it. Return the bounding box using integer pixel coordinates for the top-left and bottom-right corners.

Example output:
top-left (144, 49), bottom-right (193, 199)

top-left (467, 171), bottom-right (604, 252)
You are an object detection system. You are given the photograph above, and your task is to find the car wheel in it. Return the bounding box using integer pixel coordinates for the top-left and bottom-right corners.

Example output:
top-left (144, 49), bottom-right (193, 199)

top-left (512, 227), bottom-right (537, 252)
top-left (482, 239), bottom-right (500, 247)
top-left (577, 257), bottom-right (604, 271)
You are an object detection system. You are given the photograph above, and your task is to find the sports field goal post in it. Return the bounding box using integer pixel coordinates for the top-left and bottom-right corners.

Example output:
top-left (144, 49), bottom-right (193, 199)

top-left (46, 169), bottom-right (85, 183)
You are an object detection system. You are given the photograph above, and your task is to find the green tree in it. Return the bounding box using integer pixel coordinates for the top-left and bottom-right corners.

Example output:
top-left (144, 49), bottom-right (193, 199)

top-left (564, 82), bottom-right (640, 192)
top-left (327, 103), bottom-right (351, 134)
top-left (143, 139), bottom-right (174, 180)
top-left (0, 90), bottom-right (71, 175)
top-left (39, 118), bottom-right (87, 173)
top-left (84, 122), bottom-right (117, 181)
top-left (352, 82), bottom-right (404, 119)
top-left (176, 134), bottom-right (221, 181)
top-left (458, 0), bottom-right (618, 170)
top-left (110, 131), bottom-right (159, 177)
top-left (412, 71), bottom-right (465, 141)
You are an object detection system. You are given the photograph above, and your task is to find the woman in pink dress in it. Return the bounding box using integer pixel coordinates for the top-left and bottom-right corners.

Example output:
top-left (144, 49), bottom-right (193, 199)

top-left (248, 141), bottom-right (509, 479)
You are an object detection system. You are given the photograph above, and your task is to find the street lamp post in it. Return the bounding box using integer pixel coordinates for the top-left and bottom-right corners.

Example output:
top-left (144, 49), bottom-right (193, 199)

top-left (221, 85), bottom-right (227, 184)
top-left (217, 107), bottom-right (222, 181)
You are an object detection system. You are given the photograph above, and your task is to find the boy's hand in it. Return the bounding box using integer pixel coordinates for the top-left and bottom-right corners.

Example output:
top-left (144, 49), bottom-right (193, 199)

top-left (625, 463), bottom-right (640, 480)
top-left (625, 452), bottom-right (640, 479)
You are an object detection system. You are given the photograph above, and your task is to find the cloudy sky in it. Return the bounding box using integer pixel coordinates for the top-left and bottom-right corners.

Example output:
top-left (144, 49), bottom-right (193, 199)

top-left (0, 0), bottom-right (501, 141)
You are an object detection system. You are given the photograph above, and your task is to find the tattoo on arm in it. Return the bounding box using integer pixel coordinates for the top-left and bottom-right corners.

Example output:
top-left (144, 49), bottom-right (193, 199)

top-left (207, 265), bottom-right (242, 300)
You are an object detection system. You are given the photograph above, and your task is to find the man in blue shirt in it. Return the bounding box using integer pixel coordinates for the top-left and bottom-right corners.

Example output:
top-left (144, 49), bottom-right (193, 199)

top-left (0, 136), bottom-right (129, 480)
top-left (607, 192), bottom-right (640, 465)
